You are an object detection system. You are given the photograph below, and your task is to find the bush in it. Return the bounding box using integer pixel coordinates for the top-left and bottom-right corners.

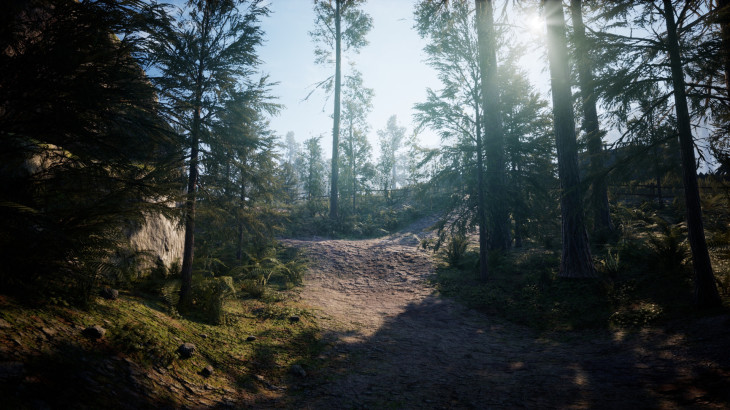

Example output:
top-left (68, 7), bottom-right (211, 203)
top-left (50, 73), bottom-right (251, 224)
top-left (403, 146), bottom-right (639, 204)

top-left (192, 276), bottom-right (236, 325)
top-left (445, 233), bottom-right (469, 267)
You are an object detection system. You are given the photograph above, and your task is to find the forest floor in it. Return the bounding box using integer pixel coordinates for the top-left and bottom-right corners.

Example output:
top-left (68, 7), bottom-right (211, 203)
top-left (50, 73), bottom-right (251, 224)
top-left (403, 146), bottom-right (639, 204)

top-left (283, 217), bottom-right (730, 409)
top-left (2, 217), bottom-right (729, 409)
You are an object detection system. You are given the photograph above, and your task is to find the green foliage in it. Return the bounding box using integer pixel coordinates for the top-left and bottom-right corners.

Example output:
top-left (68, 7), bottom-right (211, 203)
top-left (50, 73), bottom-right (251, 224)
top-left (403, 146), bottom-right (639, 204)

top-left (445, 233), bottom-right (469, 267)
top-left (192, 276), bottom-right (237, 325)
top-left (285, 189), bottom-right (426, 239)
top-left (233, 246), bottom-right (307, 298)
top-left (0, 0), bottom-right (182, 305)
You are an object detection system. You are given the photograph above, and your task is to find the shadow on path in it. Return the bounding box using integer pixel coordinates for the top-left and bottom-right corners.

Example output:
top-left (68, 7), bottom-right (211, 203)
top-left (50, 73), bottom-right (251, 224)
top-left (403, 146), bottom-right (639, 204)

top-left (286, 231), bottom-right (730, 409)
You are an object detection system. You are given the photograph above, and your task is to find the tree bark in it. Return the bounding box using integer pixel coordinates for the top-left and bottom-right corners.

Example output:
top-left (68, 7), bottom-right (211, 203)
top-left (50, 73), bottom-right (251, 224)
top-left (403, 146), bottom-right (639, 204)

top-left (236, 179), bottom-right (246, 261)
top-left (719, 0), bottom-right (730, 95)
top-left (179, 101), bottom-right (200, 308)
top-left (329, 0), bottom-right (341, 220)
top-left (569, 0), bottom-right (613, 236)
top-left (661, 0), bottom-right (722, 308)
top-left (350, 123), bottom-right (357, 212)
top-left (475, 0), bottom-right (510, 251)
top-left (476, 107), bottom-right (489, 281)
top-left (544, 0), bottom-right (596, 278)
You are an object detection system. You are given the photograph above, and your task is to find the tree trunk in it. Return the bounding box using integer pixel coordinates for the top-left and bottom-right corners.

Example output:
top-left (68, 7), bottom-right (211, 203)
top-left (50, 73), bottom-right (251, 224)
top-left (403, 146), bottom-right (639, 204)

top-left (179, 103), bottom-right (200, 308)
top-left (329, 0), bottom-right (341, 220)
top-left (544, 0), bottom-right (596, 278)
top-left (719, 0), bottom-right (730, 95)
top-left (351, 130), bottom-right (356, 212)
top-left (475, 0), bottom-right (510, 251)
top-left (476, 108), bottom-right (489, 281)
top-left (569, 0), bottom-right (613, 236)
top-left (236, 180), bottom-right (246, 261)
top-left (513, 163), bottom-right (523, 248)
top-left (662, 0), bottom-right (722, 308)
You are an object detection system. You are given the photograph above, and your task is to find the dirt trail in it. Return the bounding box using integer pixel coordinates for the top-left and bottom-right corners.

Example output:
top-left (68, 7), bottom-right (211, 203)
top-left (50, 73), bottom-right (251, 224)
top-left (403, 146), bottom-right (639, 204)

top-left (283, 218), bottom-right (730, 409)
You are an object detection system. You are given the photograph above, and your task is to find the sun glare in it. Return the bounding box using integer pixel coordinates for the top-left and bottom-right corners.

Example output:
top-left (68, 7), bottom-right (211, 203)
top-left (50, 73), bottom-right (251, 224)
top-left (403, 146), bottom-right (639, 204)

top-left (527, 13), bottom-right (543, 35)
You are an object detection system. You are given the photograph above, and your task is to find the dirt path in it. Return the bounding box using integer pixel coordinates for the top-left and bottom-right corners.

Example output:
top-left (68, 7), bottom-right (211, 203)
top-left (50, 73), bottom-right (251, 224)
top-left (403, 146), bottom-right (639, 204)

top-left (283, 219), bottom-right (730, 409)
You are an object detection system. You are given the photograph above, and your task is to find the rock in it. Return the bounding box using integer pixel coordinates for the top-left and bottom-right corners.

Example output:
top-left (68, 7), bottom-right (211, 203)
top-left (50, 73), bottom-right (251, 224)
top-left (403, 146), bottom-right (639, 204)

top-left (246, 335), bottom-right (256, 342)
top-left (40, 327), bottom-right (56, 338)
top-left (288, 315), bottom-right (300, 323)
top-left (177, 343), bottom-right (195, 358)
top-left (200, 334), bottom-right (208, 339)
top-left (82, 325), bottom-right (106, 339)
top-left (200, 365), bottom-right (214, 377)
top-left (0, 361), bottom-right (24, 381)
top-left (0, 319), bottom-right (11, 329)
top-left (290, 364), bottom-right (307, 378)
top-left (100, 287), bottom-right (119, 300)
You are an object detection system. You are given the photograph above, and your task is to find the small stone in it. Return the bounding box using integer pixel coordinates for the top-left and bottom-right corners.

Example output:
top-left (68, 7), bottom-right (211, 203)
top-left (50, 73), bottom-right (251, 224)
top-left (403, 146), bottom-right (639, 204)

top-left (290, 364), bottom-right (307, 378)
top-left (82, 325), bottom-right (106, 339)
top-left (177, 343), bottom-right (196, 358)
top-left (0, 319), bottom-right (11, 329)
top-left (40, 327), bottom-right (56, 338)
top-left (200, 365), bottom-right (214, 377)
top-left (200, 334), bottom-right (208, 339)
top-left (246, 335), bottom-right (256, 342)
top-left (288, 316), bottom-right (300, 323)
top-left (100, 287), bottom-right (119, 300)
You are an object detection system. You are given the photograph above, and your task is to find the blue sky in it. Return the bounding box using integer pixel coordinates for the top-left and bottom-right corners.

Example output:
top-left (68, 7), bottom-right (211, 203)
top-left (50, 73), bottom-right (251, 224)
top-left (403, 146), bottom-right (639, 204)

top-left (257, 0), bottom-right (442, 155)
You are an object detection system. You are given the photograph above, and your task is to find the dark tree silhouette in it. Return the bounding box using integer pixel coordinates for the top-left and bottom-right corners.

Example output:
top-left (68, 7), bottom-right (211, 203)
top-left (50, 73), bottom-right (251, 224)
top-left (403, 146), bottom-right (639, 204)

top-left (543, 0), bottom-right (596, 278)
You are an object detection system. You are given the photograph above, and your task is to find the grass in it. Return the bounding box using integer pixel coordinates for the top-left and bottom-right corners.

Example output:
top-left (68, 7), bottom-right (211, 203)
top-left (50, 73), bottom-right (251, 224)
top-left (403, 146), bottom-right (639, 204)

top-left (0, 285), bottom-right (324, 409)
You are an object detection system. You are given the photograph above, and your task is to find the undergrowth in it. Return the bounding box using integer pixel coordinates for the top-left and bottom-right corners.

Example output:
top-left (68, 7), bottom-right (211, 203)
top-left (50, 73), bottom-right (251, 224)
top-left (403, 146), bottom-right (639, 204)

top-left (431, 199), bottom-right (728, 332)
top-left (0, 278), bottom-right (323, 408)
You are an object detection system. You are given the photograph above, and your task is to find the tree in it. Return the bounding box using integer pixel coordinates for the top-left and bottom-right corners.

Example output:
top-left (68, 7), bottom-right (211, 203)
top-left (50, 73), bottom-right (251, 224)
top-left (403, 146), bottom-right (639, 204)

top-left (340, 69), bottom-right (375, 212)
top-left (376, 115), bottom-right (407, 196)
top-left (591, 0), bottom-right (723, 306)
top-left (569, 0), bottom-right (613, 236)
top-left (661, 0), bottom-right (721, 307)
top-left (414, 0), bottom-right (490, 280)
top-left (301, 136), bottom-right (326, 201)
top-left (475, 0), bottom-right (510, 251)
top-left (498, 48), bottom-right (557, 249)
top-left (310, 0), bottom-right (372, 220)
top-left (148, 0), bottom-right (268, 308)
top-left (200, 81), bottom-right (280, 264)
top-left (543, 0), bottom-right (596, 278)
top-left (0, 0), bottom-right (181, 303)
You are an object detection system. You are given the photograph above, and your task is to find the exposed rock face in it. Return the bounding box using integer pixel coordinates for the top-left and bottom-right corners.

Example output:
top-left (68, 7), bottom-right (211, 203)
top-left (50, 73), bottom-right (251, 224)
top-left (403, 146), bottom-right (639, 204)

top-left (15, 150), bottom-right (184, 277)
top-left (125, 211), bottom-right (184, 275)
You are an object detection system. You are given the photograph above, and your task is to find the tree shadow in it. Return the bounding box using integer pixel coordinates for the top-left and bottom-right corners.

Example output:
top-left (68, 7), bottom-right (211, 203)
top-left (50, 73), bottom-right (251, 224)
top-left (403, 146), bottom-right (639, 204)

top-left (291, 294), bottom-right (730, 408)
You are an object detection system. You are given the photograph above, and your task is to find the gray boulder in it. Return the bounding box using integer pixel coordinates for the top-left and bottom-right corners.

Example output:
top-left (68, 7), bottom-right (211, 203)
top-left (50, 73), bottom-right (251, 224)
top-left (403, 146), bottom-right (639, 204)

top-left (177, 342), bottom-right (196, 358)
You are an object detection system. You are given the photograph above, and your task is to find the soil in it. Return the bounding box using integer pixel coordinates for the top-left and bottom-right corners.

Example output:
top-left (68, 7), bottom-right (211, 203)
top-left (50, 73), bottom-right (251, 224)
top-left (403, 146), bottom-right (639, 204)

top-left (283, 217), bottom-right (730, 409)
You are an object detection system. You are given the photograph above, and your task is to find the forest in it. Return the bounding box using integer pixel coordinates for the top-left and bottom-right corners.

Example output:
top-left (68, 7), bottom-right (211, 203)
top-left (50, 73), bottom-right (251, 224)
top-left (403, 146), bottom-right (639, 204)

top-left (1, 0), bottom-right (729, 408)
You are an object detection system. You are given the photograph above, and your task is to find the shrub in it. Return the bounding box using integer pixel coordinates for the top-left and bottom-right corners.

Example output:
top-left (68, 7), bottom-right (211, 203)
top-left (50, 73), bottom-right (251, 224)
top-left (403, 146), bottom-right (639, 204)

top-left (192, 276), bottom-right (236, 325)
top-left (445, 233), bottom-right (469, 267)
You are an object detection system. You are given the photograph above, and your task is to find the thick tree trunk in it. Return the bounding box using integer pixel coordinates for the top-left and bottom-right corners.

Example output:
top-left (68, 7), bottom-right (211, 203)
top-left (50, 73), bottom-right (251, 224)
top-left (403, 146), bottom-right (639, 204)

top-left (569, 0), bottom-right (613, 236)
top-left (544, 0), bottom-right (595, 278)
top-left (476, 109), bottom-right (489, 281)
top-left (179, 105), bottom-right (200, 308)
top-left (329, 0), bottom-right (341, 220)
top-left (662, 0), bottom-right (722, 308)
top-left (475, 0), bottom-right (510, 251)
